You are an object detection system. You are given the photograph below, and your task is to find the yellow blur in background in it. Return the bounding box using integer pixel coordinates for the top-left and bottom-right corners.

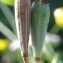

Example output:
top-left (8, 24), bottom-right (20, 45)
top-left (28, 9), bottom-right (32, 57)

top-left (0, 39), bottom-right (8, 51)
top-left (0, 0), bottom-right (14, 6)
top-left (54, 7), bottom-right (63, 27)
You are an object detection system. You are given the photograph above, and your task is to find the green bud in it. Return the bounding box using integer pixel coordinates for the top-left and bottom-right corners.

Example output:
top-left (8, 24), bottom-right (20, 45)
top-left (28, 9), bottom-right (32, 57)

top-left (31, 1), bottom-right (50, 60)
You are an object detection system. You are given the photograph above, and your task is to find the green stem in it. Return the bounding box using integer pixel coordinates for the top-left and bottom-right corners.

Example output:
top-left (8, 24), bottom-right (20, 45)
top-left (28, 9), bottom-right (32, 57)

top-left (49, 24), bottom-right (60, 34)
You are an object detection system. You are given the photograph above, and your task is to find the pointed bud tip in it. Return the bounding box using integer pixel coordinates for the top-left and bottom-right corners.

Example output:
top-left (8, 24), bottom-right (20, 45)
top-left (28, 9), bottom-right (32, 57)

top-left (22, 57), bottom-right (28, 63)
top-left (35, 57), bottom-right (40, 63)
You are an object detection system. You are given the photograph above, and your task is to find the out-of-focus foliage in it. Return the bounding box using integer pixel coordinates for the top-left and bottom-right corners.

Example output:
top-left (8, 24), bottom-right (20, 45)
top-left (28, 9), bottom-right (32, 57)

top-left (0, 0), bottom-right (63, 63)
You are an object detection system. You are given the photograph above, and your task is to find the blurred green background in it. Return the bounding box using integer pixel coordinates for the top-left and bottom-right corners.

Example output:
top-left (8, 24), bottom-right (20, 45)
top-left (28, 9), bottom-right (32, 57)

top-left (0, 0), bottom-right (63, 63)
